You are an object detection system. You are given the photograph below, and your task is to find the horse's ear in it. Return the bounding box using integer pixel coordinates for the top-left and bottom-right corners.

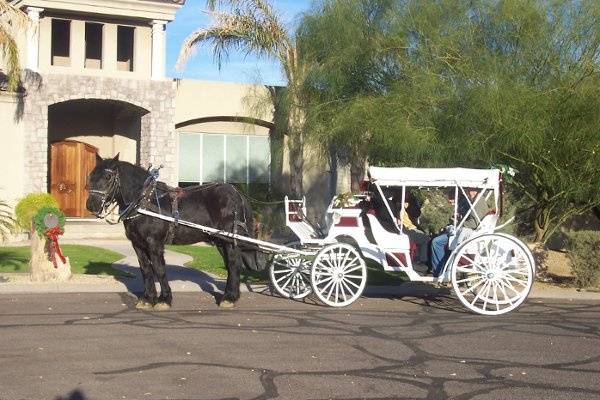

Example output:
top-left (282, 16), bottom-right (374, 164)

top-left (95, 153), bottom-right (102, 164)
top-left (113, 153), bottom-right (120, 161)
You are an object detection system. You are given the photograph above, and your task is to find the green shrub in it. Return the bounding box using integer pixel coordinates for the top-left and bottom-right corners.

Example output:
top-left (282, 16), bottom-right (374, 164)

top-left (566, 230), bottom-right (600, 288)
top-left (0, 200), bottom-right (15, 242)
top-left (14, 193), bottom-right (59, 232)
top-left (415, 189), bottom-right (454, 235)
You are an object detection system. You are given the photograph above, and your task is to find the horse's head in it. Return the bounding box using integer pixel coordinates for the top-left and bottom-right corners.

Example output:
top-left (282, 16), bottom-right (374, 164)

top-left (86, 153), bottom-right (121, 216)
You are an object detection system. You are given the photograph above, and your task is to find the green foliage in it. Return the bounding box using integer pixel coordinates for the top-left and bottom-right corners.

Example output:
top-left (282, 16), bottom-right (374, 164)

top-left (0, 200), bottom-right (15, 242)
top-left (415, 190), bottom-right (454, 235)
top-left (14, 193), bottom-right (59, 232)
top-left (299, 0), bottom-right (600, 241)
top-left (566, 230), bottom-right (600, 288)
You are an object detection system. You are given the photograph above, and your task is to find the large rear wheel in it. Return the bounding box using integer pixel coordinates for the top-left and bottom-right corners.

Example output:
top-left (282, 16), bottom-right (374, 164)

top-left (310, 243), bottom-right (367, 307)
top-left (451, 234), bottom-right (534, 315)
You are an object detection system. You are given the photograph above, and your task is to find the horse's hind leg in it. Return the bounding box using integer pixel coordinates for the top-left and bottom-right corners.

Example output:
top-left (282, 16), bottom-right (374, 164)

top-left (149, 246), bottom-right (172, 310)
top-left (218, 243), bottom-right (242, 308)
top-left (132, 245), bottom-right (157, 310)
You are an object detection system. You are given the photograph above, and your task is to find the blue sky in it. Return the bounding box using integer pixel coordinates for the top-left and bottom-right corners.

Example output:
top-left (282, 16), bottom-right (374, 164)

top-left (166, 0), bottom-right (312, 86)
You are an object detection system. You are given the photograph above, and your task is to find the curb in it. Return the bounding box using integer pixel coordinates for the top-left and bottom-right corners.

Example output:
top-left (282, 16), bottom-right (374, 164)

top-left (1, 274), bottom-right (599, 300)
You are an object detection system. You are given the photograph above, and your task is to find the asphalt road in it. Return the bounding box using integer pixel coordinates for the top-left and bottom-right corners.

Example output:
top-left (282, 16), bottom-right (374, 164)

top-left (0, 291), bottom-right (599, 400)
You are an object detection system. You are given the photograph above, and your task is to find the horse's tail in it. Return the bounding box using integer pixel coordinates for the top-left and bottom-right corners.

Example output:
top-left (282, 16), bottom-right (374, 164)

top-left (241, 248), bottom-right (267, 271)
top-left (239, 194), bottom-right (267, 271)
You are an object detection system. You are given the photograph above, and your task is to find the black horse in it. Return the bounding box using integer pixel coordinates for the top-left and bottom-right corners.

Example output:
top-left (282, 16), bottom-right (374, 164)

top-left (86, 154), bottom-right (265, 309)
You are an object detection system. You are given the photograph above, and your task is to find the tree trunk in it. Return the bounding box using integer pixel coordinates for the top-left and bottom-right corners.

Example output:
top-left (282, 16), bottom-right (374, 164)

top-left (350, 154), bottom-right (367, 192)
top-left (287, 97), bottom-right (304, 198)
top-left (533, 206), bottom-right (550, 243)
top-left (29, 227), bottom-right (71, 282)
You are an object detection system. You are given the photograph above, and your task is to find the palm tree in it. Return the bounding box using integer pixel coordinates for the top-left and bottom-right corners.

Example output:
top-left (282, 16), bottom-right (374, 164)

top-left (0, 200), bottom-right (15, 242)
top-left (0, 0), bottom-right (28, 90)
top-left (176, 0), bottom-right (307, 196)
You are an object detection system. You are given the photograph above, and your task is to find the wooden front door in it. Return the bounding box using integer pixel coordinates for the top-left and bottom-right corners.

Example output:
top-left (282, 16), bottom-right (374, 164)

top-left (50, 141), bottom-right (98, 217)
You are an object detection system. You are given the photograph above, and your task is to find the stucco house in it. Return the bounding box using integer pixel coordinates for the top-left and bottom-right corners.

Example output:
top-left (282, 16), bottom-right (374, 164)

top-left (0, 0), bottom-right (346, 238)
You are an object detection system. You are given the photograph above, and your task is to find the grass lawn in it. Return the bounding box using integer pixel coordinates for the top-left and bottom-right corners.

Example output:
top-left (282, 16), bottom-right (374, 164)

top-left (167, 244), bottom-right (268, 283)
top-left (167, 244), bottom-right (409, 286)
top-left (0, 245), bottom-right (126, 277)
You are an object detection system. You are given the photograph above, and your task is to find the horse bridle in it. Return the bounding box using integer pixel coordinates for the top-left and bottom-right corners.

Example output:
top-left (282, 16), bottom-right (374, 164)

top-left (88, 168), bottom-right (121, 218)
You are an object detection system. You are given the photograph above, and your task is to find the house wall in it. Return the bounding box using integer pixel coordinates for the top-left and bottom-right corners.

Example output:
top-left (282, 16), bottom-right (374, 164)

top-left (0, 93), bottom-right (26, 207)
top-left (175, 80), bottom-right (273, 125)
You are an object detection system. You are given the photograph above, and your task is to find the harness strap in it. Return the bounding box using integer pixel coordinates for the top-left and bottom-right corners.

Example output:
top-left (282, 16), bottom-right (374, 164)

top-left (165, 192), bottom-right (181, 245)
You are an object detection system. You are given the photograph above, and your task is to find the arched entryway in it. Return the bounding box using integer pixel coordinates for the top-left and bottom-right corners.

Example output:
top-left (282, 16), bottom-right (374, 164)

top-left (48, 99), bottom-right (149, 217)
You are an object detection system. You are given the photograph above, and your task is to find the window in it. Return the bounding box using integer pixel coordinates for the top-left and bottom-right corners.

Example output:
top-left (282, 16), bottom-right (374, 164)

top-left (85, 22), bottom-right (103, 69)
top-left (178, 133), bottom-right (270, 185)
top-left (51, 19), bottom-right (71, 66)
top-left (117, 26), bottom-right (135, 72)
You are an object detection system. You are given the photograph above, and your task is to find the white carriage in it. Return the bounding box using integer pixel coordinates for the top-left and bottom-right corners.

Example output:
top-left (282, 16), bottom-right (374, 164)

top-left (269, 167), bottom-right (535, 315)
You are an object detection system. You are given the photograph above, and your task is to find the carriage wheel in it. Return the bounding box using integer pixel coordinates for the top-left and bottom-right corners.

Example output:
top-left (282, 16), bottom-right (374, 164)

top-left (311, 243), bottom-right (367, 307)
top-left (451, 233), bottom-right (534, 315)
top-left (269, 243), bottom-right (312, 300)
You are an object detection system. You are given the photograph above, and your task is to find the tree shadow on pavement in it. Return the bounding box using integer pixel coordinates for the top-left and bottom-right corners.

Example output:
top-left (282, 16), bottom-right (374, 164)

top-left (111, 262), bottom-right (226, 304)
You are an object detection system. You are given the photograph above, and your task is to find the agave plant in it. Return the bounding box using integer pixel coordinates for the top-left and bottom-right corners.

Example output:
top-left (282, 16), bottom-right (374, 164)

top-left (0, 200), bottom-right (15, 242)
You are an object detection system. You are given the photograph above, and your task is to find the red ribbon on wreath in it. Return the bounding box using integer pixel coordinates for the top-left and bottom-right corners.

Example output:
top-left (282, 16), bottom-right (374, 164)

top-left (45, 226), bottom-right (66, 268)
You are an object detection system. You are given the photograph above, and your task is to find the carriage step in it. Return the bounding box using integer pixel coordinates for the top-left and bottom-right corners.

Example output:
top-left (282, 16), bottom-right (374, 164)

top-left (63, 219), bottom-right (126, 239)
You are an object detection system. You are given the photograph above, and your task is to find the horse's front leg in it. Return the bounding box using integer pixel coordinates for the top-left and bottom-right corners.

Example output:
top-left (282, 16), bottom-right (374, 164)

top-left (218, 242), bottom-right (242, 308)
top-left (148, 245), bottom-right (172, 311)
top-left (132, 245), bottom-right (157, 309)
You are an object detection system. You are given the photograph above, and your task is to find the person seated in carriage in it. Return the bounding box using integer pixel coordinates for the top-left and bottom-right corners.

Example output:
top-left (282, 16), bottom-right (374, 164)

top-left (430, 187), bottom-right (491, 277)
top-left (390, 191), bottom-right (429, 264)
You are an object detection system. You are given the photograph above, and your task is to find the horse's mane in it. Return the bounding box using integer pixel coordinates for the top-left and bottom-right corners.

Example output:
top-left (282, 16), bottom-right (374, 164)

top-left (114, 160), bottom-right (151, 203)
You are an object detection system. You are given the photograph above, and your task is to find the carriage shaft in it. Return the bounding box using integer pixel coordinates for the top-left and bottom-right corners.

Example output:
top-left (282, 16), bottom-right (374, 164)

top-left (137, 208), bottom-right (315, 256)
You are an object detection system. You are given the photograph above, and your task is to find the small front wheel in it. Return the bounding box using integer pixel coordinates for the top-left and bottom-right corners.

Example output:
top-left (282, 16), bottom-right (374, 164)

top-left (451, 234), bottom-right (534, 315)
top-left (269, 243), bottom-right (312, 300)
top-left (311, 243), bottom-right (367, 307)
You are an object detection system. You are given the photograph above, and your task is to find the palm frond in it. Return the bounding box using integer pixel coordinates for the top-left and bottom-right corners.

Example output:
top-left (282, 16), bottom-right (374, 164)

top-left (0, 1), bottom-right (28, 91)
top-left (0, 1), bottom-right (29, 28)
top-left (0, 24), bottom-right (21, 90)
top-left (0, 200), bottom-right (15, 242)
top-left (177, 8), bottom-right (291, 70)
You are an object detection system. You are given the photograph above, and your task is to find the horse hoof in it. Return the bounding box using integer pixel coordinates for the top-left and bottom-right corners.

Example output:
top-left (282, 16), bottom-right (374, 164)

top-left (153, 302), bottom-right (171, 311)
top-left (219, 300), bottom-right (235, 309)
top-left (135, 300), bottom-right (154, 310)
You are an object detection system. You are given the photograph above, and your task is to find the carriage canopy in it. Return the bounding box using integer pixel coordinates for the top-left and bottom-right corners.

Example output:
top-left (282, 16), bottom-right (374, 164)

top-left (368, 167), bottom-right (501, 190)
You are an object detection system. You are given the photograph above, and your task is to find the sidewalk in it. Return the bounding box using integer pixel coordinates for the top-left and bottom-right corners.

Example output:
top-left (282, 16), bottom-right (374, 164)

top-left (1, 240), bottom-right (599, 301)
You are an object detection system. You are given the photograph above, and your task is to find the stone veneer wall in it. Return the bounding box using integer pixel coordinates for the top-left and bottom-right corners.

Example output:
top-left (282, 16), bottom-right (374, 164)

top-left (22, 73), bottom-right (177, 193)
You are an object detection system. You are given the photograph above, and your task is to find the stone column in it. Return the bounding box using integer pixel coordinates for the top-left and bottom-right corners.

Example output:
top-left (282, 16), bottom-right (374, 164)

top-left (26, 7), bottom-right (43, 71)
top-left (71, 20), bottom-right (86, 70)
top-left (151, 20), bottom-right (167, 80)
top-left (102, 24), bottom-right (117, 73)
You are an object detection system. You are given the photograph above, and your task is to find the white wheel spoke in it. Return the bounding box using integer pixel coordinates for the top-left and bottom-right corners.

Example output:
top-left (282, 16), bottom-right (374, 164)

top-left (343, 264), bottom-right (362, 274)
top-left (343, 274), bottom-right (364, 280)
top-left (326, 280), bottom-right (337, 301)
top-left (344, 278), bottom-right (361, 290)
top-left (497, 280), bottom-right (514, 305)
top-left (342, 256), bottom-right (360, 271)
top-left (272, 267), bottom-right (295, 275)
top-left (471, 281), bottom-right (490, 306)
top-left (503, 275), bottom-right (529, 287)
top-left (460, 277), bottom-right (486, 296)
top-left (340, 279), bottom-right (353, 299)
